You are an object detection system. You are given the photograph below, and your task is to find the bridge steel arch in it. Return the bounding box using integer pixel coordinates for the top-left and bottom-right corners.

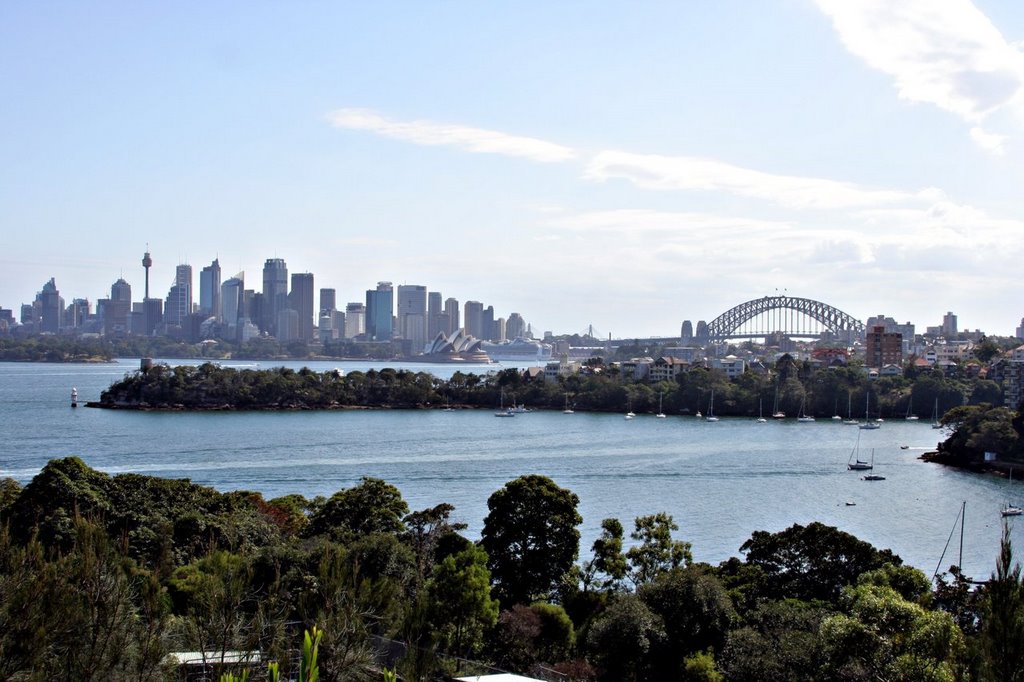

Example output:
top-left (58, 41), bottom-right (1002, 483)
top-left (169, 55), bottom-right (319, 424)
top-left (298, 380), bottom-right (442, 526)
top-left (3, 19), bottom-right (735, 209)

top-left (706, 296), bottom-right (865, 342)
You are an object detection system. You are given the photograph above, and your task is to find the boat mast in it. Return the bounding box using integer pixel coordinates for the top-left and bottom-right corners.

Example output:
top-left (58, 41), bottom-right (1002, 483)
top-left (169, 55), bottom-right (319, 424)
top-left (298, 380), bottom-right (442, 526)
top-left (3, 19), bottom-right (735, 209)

top-left (932, 500), bottom-right (966, 581)
top-left (959, 499), bottom-right (964, 570)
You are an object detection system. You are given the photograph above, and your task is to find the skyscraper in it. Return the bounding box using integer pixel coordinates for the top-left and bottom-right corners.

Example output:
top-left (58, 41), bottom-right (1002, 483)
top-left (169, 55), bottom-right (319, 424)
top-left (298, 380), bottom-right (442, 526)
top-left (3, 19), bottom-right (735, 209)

top-left (199, 258), bottom-right (222, 320)
top-left (444, 297), bottom-right (460, 336)
top-left (397, 284), bottom-right (428, 349)
top-left (262, 258), bottom-right (288, 336)
top-left (506, 312), bottom-right (526, 340)
top-left (289, 272), bottom-right (315, 341)
top-left (36, 278), bottom-right (62, 333)
top-left (345, 302), bottom-right (365, 338)
top-left (164, 264), bottom-right (193, 326)
top-left (482, 305), bottom-right (495, 341)
top-left (463, 300), bottom-right (483, 338)
top-left (941, 312), bottom-right (958, 338)
top-left (111, 278), bottom-right (131, 303)
top-left (319, 288), bottom-right (336, 315)
top-left (365, 282), bottom-right (393, 342)
top-left (104, 278), bottom-right (131, 336)
top-left (428, 291), bottom-right (443, 338)
top-left (221, 273), bottom-right (245, 340)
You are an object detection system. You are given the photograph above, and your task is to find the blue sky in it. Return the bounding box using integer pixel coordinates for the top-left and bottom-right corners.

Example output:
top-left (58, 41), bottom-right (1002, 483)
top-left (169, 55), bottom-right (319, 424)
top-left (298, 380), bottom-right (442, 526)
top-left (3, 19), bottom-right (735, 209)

top-left (3, 1), bottom-right (1024, 338)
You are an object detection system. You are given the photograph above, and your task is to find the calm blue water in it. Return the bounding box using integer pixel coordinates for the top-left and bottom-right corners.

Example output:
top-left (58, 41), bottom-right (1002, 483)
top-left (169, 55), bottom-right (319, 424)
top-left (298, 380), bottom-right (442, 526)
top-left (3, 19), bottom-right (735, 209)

top-left (1, 358), bottom-right (1021, 579)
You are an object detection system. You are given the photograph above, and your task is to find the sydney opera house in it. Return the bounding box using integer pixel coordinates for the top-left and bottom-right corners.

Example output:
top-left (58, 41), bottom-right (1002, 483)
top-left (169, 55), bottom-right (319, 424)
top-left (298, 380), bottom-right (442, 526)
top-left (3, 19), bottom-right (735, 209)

top-left (417, 329), bottom-right (492, 363)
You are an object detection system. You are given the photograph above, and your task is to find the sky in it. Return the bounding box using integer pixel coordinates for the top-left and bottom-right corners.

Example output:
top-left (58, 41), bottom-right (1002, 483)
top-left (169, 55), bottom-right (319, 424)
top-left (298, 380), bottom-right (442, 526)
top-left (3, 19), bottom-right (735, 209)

top-left (3, 1), bottom-right (1024, 338)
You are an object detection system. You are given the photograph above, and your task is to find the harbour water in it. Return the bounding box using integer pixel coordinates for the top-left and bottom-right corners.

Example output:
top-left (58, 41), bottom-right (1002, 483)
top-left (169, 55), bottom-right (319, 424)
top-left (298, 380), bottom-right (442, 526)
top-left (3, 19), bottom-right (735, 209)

top-left (1, 358), bottom-right (1021, 579)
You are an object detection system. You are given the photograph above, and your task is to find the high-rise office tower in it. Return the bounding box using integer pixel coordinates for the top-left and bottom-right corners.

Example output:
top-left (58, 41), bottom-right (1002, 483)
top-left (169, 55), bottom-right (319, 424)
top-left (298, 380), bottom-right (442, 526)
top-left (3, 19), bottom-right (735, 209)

top-left (289, 272), bottom-right (315, 341)
top-left (444, 297), bottom-right (460, 336)
top-left (199, 259), bottom-right (222, 320)
top-left (463, 300), bottom-right (483, 338)
top-left (111, 278), bottom-right (131, 303)
top-left (261, 258), bottom-right (288, 336)
top-left (164, 264), bottom-right (193, 326)
top-left (319, 288), bottom-right (336, 315)
top-left (104, 278), bottom-right (132, 336)
top-left (67, 299), bottom-right (90, 328)
top-left (345, 302), bottom-right (365, 338)
top-left (506, 312), bottom-right (526, 340)
top-left (36, 278), bottom-right (62, 333)
top-left (365, 282), bottom-right (393, 341)
top-left (428, 291), bottom-right (443, 338)
top-left (482, 305), bottom-right (495, 341)
top-left (397, 284), bottom-right (428, 349)
top-left (221, 273), bottom-right (245, 339)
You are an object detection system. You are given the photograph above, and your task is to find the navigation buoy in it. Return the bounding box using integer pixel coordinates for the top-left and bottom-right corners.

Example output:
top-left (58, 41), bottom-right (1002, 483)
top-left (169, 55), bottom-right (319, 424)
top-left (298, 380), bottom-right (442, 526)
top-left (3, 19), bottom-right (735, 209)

top-left (71, 387), bottom-right (78, 408)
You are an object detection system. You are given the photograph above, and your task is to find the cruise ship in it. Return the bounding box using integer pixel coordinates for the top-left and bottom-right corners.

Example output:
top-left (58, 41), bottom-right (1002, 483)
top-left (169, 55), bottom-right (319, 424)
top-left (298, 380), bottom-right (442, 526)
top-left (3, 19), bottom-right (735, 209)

top-left (480, 337), bottom-right (554, 362)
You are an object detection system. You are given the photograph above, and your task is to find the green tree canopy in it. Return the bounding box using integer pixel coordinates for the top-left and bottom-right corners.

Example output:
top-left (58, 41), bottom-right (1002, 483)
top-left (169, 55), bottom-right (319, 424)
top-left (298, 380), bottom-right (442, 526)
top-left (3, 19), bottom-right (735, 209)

top-left (626, 512), bottom-right (692, 586)
top-left (740, 522), bottom-right (901, 603)
top-left (305, 477), bottom-right (409, 543)
top-left (426, 544), bottom-right (499, 658)
top-left (481, 475), bottom-right (582, 606)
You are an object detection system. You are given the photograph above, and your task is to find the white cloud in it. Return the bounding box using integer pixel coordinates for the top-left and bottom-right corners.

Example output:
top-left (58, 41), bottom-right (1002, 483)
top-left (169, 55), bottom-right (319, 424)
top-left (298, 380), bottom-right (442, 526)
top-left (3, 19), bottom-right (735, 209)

top-left (969, 126), bottom-right (1008, 154)
top-left (327, 108), bottom-right (577, 163)
top-left (584, 151), bottom-right (925, 209)
top-left (544, 208), bottom-right (793, 235)
top-left (813, 0), bottom-right (1024, 150)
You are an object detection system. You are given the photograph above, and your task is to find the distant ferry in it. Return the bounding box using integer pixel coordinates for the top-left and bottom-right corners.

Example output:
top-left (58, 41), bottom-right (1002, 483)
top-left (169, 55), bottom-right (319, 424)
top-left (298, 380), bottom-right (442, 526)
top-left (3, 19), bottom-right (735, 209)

top-left (481, 338), bottom-right (554, 362)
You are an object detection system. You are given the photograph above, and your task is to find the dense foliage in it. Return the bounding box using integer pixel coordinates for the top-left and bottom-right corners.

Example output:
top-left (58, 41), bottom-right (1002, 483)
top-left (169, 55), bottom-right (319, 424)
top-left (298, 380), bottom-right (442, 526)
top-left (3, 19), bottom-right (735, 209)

top-left (92, 359), bottom-right (1009, 429)
top-left (2, 457), bottom-right (1023, 680)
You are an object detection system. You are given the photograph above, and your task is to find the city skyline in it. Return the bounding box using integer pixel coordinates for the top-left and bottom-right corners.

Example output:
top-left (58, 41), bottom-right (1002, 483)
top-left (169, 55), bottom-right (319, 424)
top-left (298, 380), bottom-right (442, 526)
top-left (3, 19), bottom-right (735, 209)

top-left (3, 2), bottom-right (1024, 336)
top-left (7, 257), bottom-right (1011, 344)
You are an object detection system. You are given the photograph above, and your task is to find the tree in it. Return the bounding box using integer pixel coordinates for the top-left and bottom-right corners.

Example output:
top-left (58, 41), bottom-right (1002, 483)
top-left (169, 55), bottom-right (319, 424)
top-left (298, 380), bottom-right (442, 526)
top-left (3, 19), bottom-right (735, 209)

top-left (638, 566), bottom-right (736, 662)
top-left (820, 583), bottom-right (965, 681)
top-left (979, 524), bottom-right (1024, 681)
top-left (585, 594), bottom-right (665, 682)
top-left (974, 336), bottom-right (1001, 363)
top-left (402, 503), bottom-right (467, 587)
top-left (720, 599), bottom-right (827, 682)
top-left (426, 544), bottom-right (499, 659)
top-left (626, 512), bottom-right (692, 586)
top-left (582, 518), bottom-right (628, 592)
top-left (305, 477), bottom-right (408, 543)
top-left (739, 522), bottom-right (900, 603)
top-left (481, 475), bottom-right (581, 605)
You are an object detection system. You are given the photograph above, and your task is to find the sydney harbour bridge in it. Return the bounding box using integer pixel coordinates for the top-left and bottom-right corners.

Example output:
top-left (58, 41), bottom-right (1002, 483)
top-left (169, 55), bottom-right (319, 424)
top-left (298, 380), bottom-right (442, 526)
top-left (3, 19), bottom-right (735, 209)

top-left (694, 295), bottom-right (865, 343)
top-left (596, 295), bottom-right (866, 345)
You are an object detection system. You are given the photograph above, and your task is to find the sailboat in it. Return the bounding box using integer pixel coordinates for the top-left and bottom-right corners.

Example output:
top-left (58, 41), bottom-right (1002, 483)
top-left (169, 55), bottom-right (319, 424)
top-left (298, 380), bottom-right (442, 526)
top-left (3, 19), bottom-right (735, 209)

top-left (756, 397), bottom-right (767, 423)
top-left (625, 396), bottom-right (635, 420)
top-left (495, 390), bottom-right (515, 417)
top-left (832, 397), bottom-right (841, 421)
top-left (797, 396), bottom-right (815, 422)
top-left (1002, 469), bottom-right (1023, 517)
top-left (905, 395), bottom-right (919, 421)
top-left (563, 393), bottom-right (574, 415)
top-left (847, 432), bottom-right (873, 470)
top-left (844, 391), bottom-right (859, 425)
top-left (771, 384), bottom-right (785, 419)
top-left (859, 393), bottom-right (880, 430)
top-left (931, 398), bottom-right (943, 429)
top-left (656, 391), bottom-right (667, 418)
top-left (705, 389), bottom-right (719, 422)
